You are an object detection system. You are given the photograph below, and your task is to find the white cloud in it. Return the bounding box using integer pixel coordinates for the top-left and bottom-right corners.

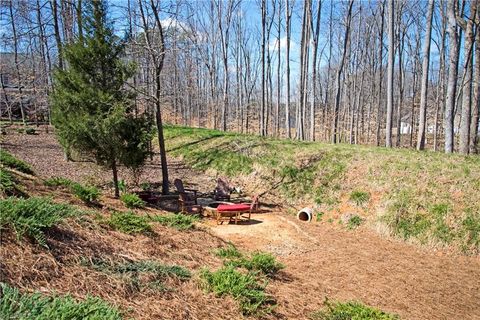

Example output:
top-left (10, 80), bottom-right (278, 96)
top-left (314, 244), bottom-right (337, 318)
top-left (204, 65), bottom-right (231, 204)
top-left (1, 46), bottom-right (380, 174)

top-left (160, 17), bottom-right (190, 32)
top-left (268, 36), bottom-right (297, 52)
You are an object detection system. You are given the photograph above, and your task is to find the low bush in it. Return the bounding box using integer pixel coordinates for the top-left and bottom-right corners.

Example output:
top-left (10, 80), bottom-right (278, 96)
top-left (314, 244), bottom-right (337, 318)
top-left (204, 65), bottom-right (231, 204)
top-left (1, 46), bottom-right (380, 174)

top-left (120, 192), bottom-right (145, 209)
top-left (0, 283), bottom-right (122, 320)
top-left (151, 213), bottom-right (198, 231)
top-left (44, 176), bottom-right (74, 187)
top-left (216, 244), bottom-right (284, 277)
top-left (82, 258), bottom-right (190, 292)
top-left (25, 127), bottom-right (36, 135)
top-left (347, 215), bottom-right (363, 229)
top-left (71, 183), bottom-right (100, 204)
top-left (0, 170), bottom-right (16, 195)
top-left (350, 190), bottom-right (370, 206)
top-left (200, 266), bottom-right (272, 315)
top-left (215, 243), bottom-right (243, 259)
top-left (108, 210), bottom-right (152, 235)
top-left (241, 252), bottom-right (285, 276)
top-left (0, 150), bottom-right (34, 175)
top-left (310, 300), bottom-right (399, 320)
top-left (0, 197), bottom-right (81, 246)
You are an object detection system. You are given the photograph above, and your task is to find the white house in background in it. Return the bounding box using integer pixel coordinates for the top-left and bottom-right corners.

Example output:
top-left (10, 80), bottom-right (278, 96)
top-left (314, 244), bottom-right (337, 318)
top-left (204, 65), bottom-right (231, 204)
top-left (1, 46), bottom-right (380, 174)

top-left (400, 121), bottom-right (411, 134)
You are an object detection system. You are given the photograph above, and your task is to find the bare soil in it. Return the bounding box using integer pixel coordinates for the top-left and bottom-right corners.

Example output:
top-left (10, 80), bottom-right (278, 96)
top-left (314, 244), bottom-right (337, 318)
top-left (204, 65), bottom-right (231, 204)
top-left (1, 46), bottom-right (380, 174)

top-left (2, 128), bottom-right (480, 320)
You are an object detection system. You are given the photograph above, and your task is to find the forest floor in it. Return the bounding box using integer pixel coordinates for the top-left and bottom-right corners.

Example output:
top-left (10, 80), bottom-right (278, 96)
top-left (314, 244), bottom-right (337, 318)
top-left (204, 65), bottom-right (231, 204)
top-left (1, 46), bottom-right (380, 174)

top-left (1, 127), bottom-right (480, 320)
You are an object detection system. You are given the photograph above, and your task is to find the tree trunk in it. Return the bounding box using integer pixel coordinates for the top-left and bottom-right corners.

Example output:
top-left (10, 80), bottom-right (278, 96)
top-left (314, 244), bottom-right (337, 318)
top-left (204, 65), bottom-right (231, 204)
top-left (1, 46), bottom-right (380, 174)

top-left (416, 0), bottom-right (435, 150)
top-left (444, 0), bottom-right (460, 153)
top-left (471, 13), bottom-right (480, 154)
top-left (332, 0), bottom-right (354, 144)
top-left (285, 0), bottom-right (292, 138)
top-left (111, 159), bottom-right (119, 198)
top-left (385, 0), bottom-right (394, 147)
top-left (459, 2), bottom-right (477, 154)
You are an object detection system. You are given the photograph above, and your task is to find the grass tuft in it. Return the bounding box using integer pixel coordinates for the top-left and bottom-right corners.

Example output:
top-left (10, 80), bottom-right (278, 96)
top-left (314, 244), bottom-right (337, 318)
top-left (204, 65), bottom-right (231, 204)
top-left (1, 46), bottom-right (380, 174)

top-left (200, 266), bottom-right (272, 315)
top-left (108, 210), bottom-right (152, 235)
top-left (44, 176), bottom-right (74, 187)
top-left (71, 183), bottom-right (100, 204)
top-left (0, 197), bottom-right (81, 247)
top-left (350, 190), bottom-right (370, 206)
top-left (215, 243), bottom-right (243, 259)
top-left (0, 282), bottom-right (122, 319)
top-left (310, 299), bottom-right (399, 320)
top-left (0, 149), bottom-right (34, 175)
top-left (82, 258), bottom-right (190, 292)
top-left (151, 213), bottom-right (199, 231)
top-left (347, 215), bottom-right (363, 229)
top-left (120, 192), bottom-right (145, 209)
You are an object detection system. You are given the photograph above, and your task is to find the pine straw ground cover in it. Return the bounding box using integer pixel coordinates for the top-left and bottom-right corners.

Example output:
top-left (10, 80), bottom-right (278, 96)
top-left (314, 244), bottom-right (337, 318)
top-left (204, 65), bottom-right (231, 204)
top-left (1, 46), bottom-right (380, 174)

top-left (0, 175), bottom-right (254, 319)
top-left (0, 210), bottom-right (246, 319)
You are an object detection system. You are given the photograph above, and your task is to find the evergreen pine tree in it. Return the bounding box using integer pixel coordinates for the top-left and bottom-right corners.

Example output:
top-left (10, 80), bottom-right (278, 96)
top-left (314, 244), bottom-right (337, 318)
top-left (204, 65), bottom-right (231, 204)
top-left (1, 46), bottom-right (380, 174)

top-left (51, 0), bottom-right (152, 198)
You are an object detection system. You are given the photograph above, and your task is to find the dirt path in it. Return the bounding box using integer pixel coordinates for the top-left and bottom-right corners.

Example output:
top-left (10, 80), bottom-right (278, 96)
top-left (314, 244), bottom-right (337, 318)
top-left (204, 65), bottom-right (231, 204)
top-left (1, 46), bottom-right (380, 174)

top-left (210, 213), bottom-right (480, 320)
top-left (3, 130), bottom-right (480, 320)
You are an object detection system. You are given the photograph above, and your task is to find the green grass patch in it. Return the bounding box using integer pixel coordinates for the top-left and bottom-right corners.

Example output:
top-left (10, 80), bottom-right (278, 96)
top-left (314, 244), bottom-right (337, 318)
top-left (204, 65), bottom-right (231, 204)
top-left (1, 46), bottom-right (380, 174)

top-left (108, 210), bottom-right (152, 235)
top-left (350, 190), bottom-right (370, 206)
top-left (151, 213), bottom-right (199, 231)
top-left (0, 282), bottom-right (122, 319)
top-left (44, 176), bottom-right (74, 187)
top-left (200, 266), bottom-right (272, 315)
top-left (44, 177), bottom-right (100, 204)
top-left (120, 192), bottom-right (145, 209)
top-left (347, 215), bottom-right (363, 229)
top-left (0, 170), bottom-right (16, 195)
top-left (215, 243), bottom-right (243, 259)
top-left (81, 257), bottom-right (190, 292)
top-left (216, 243), bottom-right (284, 277)
top-left (0, 197), bottom-right (81, 247)
top-left (71, 183), bottom-right (100, 204)
top-left (311, 299), bottom-right (399, 320)
top-left (0, 149), bottom-right (34, 175)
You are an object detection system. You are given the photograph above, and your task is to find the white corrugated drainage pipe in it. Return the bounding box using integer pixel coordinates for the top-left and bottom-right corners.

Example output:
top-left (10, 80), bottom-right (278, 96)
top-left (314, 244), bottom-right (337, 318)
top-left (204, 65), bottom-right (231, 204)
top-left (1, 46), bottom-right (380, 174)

top-left (297, 207), bottom-right (313, 222)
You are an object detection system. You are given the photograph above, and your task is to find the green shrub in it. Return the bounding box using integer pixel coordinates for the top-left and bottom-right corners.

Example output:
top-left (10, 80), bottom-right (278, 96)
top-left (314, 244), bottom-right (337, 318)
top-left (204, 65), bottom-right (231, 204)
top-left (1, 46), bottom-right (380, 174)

top-left (82, 258), bottom-right (190, 292)
top-left (71, 183), bottom-right (100, 203)
top-left (108, 210), bottom-right (152, 235)
top-left (118, 179), bottom-right (127, 193)
top-left (25, 127), bottom-right (36, 135)
top-left (350, 190), bottom-right (370, 206)
top-left (0, 283), bottom-right (122, 320)
top-left (0, 149), bottom-right (34, 175)
top-left (200, 266), bottom-right (272, 315)
top-left (151, 213), bottom-right (199, 231)
top-left (120, 192), bottom-right (145, 208)
top-left (242, 252), bottom-right (284, 275)
top-left (347, 216), bottom-right (363, 229)
top-left (0, 197), bottom-right (81, 246)
top-left (217, 246), bottom-right (284, 277)
top-left (0, 170), bottom-right (16, 194)
top-left (311, 300), bottom-right (399, 320)
top-left (44, 176), bottom-right (74, 187)
top-left (215, 243), bottom-right (243, 259)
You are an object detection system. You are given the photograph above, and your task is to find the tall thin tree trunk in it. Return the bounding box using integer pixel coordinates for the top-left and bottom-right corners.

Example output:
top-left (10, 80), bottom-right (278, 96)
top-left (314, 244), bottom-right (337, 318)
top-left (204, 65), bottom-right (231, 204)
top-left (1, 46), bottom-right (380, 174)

top-left (416, 0), bottom-right (435, 150)
top-left (386, 0), bottom-right (394, 147)
top-left (444, 0), bottom-right (460, 153)
top-left (332, 0), bottom-right (354, 143)
top-left (459, 1), bottom-right (477, 154)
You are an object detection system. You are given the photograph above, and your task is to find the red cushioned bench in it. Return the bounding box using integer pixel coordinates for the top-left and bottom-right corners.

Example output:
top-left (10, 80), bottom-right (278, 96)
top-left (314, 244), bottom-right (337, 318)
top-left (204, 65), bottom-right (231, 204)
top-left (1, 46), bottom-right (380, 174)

top-left (215, 196), bottom-right (258, 225)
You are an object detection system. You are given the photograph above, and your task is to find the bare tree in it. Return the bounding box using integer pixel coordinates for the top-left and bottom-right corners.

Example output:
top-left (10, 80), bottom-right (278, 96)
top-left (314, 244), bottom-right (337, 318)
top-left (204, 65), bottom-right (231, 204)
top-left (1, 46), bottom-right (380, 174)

top-left (332, 0), bottom-right (354, 143)
top-left (386, 0), bottom-right (395, 147)
top-left (416, 0), bottom-right (435, 150)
